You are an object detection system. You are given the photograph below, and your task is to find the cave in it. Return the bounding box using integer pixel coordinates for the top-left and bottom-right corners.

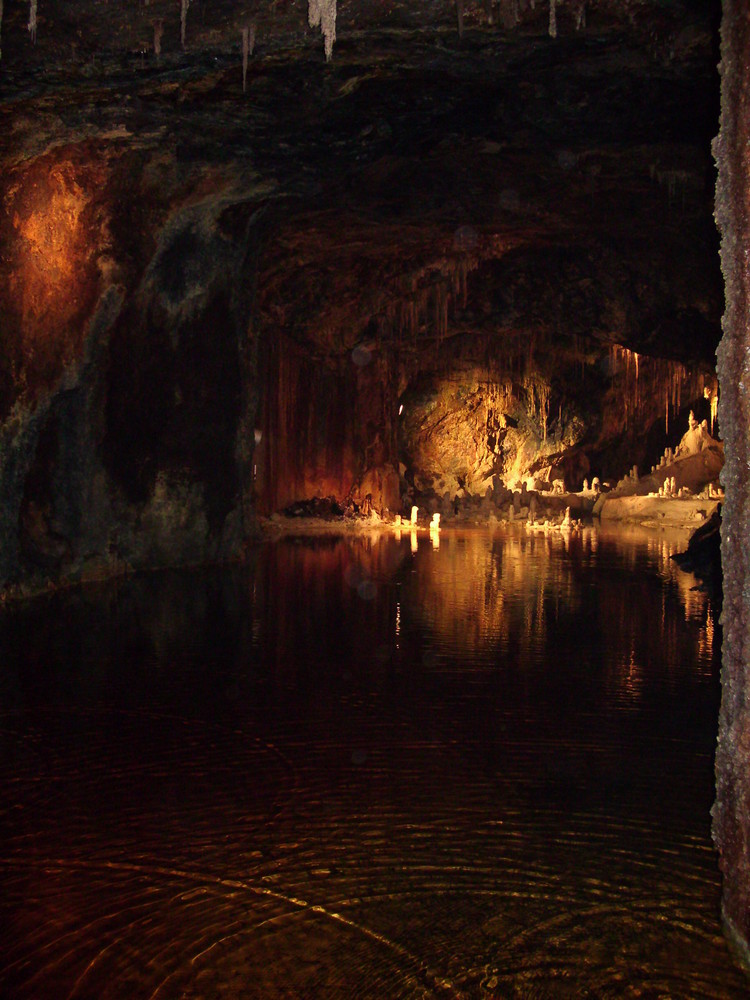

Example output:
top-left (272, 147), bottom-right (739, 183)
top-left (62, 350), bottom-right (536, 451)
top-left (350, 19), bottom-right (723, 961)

top-left (1, 0), bottom-right (750, 994)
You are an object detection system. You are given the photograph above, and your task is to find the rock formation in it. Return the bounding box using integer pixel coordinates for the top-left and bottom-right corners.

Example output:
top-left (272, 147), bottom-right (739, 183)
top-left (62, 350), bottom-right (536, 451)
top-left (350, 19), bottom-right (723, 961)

top-left (713, 0), bottom-right (750, 967)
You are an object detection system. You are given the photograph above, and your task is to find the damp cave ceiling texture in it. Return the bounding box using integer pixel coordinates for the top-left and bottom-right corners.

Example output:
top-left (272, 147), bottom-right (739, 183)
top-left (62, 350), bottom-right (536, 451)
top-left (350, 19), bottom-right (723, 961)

top-left (0, 0), bottom-right (722, 369)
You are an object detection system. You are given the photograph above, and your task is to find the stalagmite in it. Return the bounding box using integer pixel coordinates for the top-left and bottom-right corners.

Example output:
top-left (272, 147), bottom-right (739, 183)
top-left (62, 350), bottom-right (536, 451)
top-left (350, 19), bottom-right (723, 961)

top-left (28, 0), bottom-right (37, 43)
top-left (308, 0), bottom-right (336, 62)
top-left (548, 0), bottom-right (557, 38)
top-left (180, 0), bottom-right (189, 49)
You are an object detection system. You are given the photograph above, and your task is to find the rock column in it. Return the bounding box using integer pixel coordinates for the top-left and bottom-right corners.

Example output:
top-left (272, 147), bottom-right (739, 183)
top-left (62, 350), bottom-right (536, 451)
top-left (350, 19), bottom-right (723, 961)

top-left (713, 0), bottom-right (750, 967)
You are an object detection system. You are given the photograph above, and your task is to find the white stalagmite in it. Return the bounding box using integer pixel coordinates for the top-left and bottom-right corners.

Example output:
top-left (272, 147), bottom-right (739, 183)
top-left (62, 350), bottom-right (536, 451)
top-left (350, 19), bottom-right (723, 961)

top-left (548, 0), bottom-right (557, 38)
top-left (28, 0), bottom-right (37, 43)
top-left (180, 0), bottom-right (189, 49)
top-left (308, 0), bottom-right (336, 62)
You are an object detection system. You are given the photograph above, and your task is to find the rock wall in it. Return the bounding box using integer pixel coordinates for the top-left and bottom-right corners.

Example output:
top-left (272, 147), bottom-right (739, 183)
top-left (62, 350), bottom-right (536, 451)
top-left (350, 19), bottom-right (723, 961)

top-left (0, 2), bottom-right (726, 596)
top-left (0, 147), bottom-right (263, 594)
top-left (713, 0), bottom-right (750, 966)
top-left (254, 331), bottom-right (400, 515)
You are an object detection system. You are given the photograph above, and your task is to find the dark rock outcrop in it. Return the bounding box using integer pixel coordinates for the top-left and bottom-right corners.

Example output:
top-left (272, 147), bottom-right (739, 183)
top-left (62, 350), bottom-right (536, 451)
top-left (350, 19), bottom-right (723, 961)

top-left (713, 0), bottom-right (750, 967)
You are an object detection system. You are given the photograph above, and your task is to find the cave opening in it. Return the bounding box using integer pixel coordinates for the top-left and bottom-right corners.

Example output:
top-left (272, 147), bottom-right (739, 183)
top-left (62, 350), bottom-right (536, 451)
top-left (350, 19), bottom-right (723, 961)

top-left (2, 0), bottom-right (750, 993)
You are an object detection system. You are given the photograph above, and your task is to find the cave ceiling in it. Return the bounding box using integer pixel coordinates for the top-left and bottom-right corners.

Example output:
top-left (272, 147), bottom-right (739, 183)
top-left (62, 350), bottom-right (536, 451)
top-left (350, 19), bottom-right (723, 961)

top-left (0, 0), bottom-right (722, 376)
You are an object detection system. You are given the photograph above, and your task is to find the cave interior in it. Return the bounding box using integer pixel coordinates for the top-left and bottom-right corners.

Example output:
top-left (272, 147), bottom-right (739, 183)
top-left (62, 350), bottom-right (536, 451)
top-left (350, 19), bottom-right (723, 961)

top-left (3, 0), bottom-right (750, 971)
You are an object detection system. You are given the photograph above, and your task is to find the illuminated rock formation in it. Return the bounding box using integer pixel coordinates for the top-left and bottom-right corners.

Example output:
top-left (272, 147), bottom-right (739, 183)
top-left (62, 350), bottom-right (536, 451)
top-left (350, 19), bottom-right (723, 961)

top-left (0, 1), bottom-right (725, 592)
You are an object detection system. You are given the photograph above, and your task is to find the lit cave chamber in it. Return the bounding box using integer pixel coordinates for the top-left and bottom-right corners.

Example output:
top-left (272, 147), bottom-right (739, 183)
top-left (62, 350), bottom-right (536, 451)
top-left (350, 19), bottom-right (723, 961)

top-left (1, 0), bottom-right (750, 996)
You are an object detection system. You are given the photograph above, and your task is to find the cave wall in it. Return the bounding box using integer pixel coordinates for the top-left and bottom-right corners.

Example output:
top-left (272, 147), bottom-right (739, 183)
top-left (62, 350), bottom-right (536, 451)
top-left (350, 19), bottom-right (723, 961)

top-left (254, 331), bottom-right (400, 515)
top-left (0, 2), bottom-right (726, 597)
top-left (0, 145), bottom-right (263, 593)
top-left (713, 0), bottom-right (750, 965)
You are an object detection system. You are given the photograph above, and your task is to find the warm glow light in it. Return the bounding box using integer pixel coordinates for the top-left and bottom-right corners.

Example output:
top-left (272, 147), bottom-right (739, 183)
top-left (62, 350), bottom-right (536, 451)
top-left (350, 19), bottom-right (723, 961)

top-left (11, 161), bottom-right (94, 342)
top-left (610, 343), bottom-right (699, 434)
top-left (4, 154), bottom-right (106, 400)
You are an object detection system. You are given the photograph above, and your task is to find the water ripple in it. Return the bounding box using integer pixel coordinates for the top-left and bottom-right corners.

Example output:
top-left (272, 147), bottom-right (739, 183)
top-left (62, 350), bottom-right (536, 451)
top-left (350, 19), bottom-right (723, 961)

top-left (0, 530), bottom-right (745, 997)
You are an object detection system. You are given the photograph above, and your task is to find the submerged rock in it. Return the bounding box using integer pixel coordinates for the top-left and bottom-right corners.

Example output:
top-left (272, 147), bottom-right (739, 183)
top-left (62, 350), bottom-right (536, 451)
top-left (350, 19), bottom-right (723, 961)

top-left (282, 496), bottom-right (345, 519)
top-left (671, 505), bottom-right (722, 602)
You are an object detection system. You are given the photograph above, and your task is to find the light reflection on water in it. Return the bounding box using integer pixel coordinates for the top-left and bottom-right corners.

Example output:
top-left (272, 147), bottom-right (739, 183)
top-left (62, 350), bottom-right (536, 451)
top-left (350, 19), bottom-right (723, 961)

top-left (0, 525), bottom-right (745, 998)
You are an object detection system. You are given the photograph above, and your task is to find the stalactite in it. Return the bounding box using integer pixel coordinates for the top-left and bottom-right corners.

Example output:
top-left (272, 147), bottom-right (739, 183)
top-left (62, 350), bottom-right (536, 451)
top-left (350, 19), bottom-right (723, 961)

top-left (28, 0), bottom-right (37, 44)
top-left (241, 24), bottom-right (256, 93)
top-left (0, 0), bottom-right (4, 61)
top-left (308, 0), bottom-right (336, 62)
top-left (153, 20), bottom-right (164, 56)
top-left (523, 374), bottom-right (550, 442)
top-left (456, 0), bottom-right (465, 39)
top-left (180, 0), bottom-right (189, 50)
top-left (609, 344), bottom-right (708, 438)
top-left (548, 0), bottom-right (557, 38)
top-left (575, 1), bottom-right (586, 30)
top-left (485, 0), bottom-right (494, 26)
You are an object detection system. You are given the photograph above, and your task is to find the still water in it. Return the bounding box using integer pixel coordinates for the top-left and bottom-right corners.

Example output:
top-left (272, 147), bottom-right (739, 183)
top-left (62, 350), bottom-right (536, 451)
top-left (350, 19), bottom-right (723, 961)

top-left (0, 525), bottom-right (747, 998)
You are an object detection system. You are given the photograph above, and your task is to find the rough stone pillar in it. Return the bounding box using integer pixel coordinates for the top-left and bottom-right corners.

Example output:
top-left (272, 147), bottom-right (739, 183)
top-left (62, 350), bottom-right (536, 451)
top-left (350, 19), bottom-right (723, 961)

top-left (713, 0), bottom-right (750, 967)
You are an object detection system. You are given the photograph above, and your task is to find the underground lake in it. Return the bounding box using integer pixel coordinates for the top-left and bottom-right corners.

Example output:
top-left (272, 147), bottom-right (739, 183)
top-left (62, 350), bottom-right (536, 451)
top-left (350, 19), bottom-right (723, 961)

top-left (0, 523), bottom-right (746, 998)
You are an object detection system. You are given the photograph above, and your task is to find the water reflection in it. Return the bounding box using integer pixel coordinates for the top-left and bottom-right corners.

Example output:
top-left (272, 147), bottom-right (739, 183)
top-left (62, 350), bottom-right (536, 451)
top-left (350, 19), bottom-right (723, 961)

top-left (0, 526), bottom-right (744, 998)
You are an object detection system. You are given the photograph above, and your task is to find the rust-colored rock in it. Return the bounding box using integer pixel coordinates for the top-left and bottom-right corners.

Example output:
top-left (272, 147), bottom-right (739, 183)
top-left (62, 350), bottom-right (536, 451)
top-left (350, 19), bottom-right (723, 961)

top-left (0, 146), bottom-right (109, 418)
